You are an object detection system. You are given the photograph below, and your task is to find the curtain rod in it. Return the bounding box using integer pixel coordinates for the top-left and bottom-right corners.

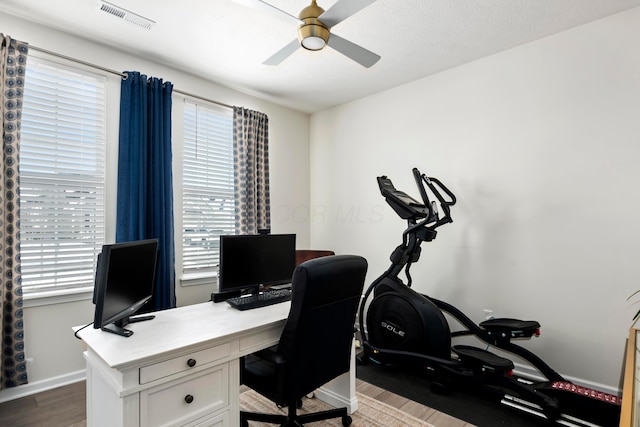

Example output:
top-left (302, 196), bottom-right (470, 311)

top-left (29, 45), bottom-right (234, 110)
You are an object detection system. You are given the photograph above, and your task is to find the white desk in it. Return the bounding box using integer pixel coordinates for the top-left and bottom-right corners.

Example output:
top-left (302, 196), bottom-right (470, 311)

top-left (77, 301), bottom-right (358, 427)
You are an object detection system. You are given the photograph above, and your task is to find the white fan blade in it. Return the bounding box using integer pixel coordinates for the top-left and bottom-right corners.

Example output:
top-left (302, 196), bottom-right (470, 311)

top-left (319, 0), bottom-right (377, 28)
top-left (263, 39), bottom-right (300, 66)
top-left (327, 33), bottom-right (380, 68)
top-left (232, 0), bottom-right (302, 25)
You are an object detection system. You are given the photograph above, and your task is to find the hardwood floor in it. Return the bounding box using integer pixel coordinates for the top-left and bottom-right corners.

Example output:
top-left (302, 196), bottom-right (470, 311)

top-left (0, 380), bottom-right (473, 427)
top-left (0, 382), bottom-right (86, 427)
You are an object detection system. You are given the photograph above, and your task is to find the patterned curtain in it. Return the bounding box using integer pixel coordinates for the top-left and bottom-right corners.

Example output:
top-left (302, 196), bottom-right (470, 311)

top-left (0, 34), bottom-right (28, 389)
top-left (233, 107), bottom-right (270, 234)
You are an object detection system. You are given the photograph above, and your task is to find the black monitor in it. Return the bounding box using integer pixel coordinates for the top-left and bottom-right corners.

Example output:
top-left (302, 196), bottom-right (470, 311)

top-left (92, 239), bottom-right (159, 337)
top-left (218, 233), bottom-right (296, 295)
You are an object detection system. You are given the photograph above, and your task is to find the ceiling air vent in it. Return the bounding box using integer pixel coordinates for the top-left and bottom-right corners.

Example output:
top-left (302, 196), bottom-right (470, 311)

top-left (96, 1), bottom-right (155, 30)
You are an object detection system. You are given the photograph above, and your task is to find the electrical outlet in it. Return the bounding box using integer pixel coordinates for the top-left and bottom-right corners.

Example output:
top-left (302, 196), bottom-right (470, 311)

top-left (483, 309), bottom-right (494, 320)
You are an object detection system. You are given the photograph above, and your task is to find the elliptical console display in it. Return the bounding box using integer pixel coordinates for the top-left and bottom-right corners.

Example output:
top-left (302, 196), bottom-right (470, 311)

top-left (359, 168), bottom-right (621, 427)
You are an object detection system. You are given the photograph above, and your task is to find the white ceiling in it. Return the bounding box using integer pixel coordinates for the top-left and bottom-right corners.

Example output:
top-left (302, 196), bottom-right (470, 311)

top-left (2, 0), bottom-right (640, 113)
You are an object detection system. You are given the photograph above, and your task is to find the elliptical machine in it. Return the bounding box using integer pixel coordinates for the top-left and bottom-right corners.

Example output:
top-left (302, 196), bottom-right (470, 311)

top-left (358, 168), bottom-right (621, 427)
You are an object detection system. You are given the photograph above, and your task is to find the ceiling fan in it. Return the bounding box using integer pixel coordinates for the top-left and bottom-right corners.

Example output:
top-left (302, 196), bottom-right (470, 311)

top-left (237, 0), bottom-right (381, 68)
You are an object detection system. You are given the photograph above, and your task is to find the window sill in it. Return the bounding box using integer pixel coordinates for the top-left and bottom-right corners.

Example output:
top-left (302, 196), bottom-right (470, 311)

top-left (23, 287), bottom-right (94, 308)
top-left (180, 272), bottom-right (218, 288)
top-left (23, 274), bottom-right (218, 307)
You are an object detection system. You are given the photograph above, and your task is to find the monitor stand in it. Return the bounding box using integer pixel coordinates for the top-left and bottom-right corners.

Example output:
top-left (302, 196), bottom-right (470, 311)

top-left (101, 314), bottom-right (155, 337)
top-left (213, 286), bottom-right (266, 303)
top-left (212, 290), bottom-right (242, 303)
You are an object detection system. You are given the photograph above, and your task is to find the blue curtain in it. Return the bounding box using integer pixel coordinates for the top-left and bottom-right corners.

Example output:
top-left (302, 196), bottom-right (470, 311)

top-left (116, 71), bottom-right (175, 311)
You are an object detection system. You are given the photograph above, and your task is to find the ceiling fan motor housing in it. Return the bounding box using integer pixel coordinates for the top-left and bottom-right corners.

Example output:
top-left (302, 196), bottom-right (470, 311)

top-left (297, 1), bottom-right (329, 50)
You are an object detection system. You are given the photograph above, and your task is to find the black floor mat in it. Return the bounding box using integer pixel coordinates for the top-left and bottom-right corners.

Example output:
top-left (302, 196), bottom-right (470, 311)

top-left (356, 359), bottom-right (552, 427)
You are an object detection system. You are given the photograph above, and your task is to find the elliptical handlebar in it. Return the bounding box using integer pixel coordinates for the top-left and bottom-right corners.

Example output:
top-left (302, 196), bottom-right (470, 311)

top-left (409, 167), bottom-right (456, 229)
top-left (374, 167), bottom-right (458, 285)
top-left (417, 171), bottom-right (456, 207)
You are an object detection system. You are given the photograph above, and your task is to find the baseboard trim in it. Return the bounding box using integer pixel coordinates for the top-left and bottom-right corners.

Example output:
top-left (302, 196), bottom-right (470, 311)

top-left (0, 369), bottom-right (86, 403)
top-left (316, 386), bottom-right (359, 414)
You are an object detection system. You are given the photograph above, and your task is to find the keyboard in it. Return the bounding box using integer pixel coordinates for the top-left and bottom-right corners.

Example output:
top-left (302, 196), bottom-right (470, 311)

top-left (226, 288), bottom-right (292, 311)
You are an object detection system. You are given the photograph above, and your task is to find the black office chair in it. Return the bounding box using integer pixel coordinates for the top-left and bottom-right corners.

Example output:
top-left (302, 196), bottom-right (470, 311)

top-left (240, 254), bottom-right (368, 427)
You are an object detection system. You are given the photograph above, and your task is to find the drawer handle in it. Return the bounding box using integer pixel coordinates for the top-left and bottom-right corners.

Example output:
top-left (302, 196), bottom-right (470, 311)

top-left (187, 358), bottom-right (197, 367)
top-left (185, 394), bottom-right (194, 404)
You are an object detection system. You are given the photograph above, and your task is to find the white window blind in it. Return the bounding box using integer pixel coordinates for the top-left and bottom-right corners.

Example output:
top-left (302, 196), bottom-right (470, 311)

top-left (19, 57), bottom-right (106, 294)
top-left (182, 101), bottom-right (235, 275)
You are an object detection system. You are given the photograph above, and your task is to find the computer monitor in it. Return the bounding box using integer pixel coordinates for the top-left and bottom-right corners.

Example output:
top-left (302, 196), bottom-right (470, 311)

top-left (218, 233), bottom-right (296, 295)
top-left (92, 239), bottom-right (159, 337)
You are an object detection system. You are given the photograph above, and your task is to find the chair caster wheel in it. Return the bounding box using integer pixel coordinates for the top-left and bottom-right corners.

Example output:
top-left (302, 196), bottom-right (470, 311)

top-left (342, 415), bottom-right (352, 426)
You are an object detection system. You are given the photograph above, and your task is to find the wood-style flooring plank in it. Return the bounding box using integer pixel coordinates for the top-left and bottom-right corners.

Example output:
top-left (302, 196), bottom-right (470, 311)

top-left (375, 389), bottom-right (412, 409)
top-left (399, 398), bottom-right (438, 421)
top-left (355, 378), bottom-right (386, 399)
top-left (0, 383), bottom-right (85, 427)
top-left (426, 410), bottom-right (474, 427)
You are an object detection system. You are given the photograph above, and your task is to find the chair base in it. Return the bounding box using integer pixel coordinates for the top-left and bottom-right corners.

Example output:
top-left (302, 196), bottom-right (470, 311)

top-left (241, 404), bottom-right (352, 427)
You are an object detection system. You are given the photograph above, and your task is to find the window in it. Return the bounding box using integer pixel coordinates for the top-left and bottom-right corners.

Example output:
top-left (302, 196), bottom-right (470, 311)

top-left (182, 101), bottom-right (235, 277)
top-left (19, 57), bottom-right (107, 295)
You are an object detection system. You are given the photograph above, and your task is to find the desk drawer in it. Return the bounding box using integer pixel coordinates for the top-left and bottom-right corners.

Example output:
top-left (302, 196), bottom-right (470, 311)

top-left (185, 411), bottom-right (229, 427)
top-left (140, 343), bottom-right (231, 384)
top-left (140, 364), bottom-right (229, 427)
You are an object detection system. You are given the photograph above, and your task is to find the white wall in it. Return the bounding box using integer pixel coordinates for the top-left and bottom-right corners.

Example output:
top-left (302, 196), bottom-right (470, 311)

top-left (310, 7), bottom-right (640, 390)
top-left (0, 12), bottom-right (310, 400)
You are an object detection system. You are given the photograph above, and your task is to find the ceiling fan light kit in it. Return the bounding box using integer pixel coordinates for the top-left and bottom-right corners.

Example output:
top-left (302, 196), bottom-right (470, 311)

top-left (297, 0), bottom-right (329, 50)
top-left (298, 21), bottom-right (329, 50)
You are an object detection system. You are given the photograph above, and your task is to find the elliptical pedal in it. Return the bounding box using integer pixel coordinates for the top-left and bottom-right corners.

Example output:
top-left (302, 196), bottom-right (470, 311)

top-left (480, 318), bottom-right (541, 340)
top-left (452, 345), bottom-right (514, 374)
